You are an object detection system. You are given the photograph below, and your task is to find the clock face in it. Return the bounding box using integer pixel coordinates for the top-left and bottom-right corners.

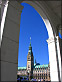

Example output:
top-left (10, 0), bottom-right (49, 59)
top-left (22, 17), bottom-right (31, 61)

top-left (28, 57), bottom-right (30, 60)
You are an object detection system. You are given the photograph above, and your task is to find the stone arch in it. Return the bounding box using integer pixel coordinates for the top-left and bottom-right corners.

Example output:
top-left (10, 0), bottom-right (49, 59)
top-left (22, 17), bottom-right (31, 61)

top-left (1, 0), bottom-right (61, 81)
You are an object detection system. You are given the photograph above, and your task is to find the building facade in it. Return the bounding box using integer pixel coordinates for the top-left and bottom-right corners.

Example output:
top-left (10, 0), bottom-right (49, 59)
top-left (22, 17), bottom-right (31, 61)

top-left (17, 38), bottom-right (50, 81)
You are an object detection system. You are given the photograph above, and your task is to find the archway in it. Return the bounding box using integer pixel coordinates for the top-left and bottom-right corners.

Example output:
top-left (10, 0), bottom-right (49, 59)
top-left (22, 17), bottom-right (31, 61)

top-left (1, 0), bottom-right (61, 81)
top-left (20, 1), bottom-right (61, 81)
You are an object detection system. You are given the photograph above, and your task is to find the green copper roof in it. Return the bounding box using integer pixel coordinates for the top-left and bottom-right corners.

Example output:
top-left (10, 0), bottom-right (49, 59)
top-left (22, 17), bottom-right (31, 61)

top-left (18, 67), bottom-right (26, 70)
top-left (18, 64), bottom-right (48, 70)
top-left (34, 64), bottom-right (48, 68)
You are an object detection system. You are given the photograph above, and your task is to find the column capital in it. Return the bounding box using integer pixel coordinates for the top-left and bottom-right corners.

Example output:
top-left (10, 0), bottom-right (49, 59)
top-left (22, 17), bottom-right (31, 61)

top-left (47, 36), bottom-right (60, 44)
top-left (1, 0), bottom-right (9, 6)
top-left (46, 37), bottom-right (55, 44)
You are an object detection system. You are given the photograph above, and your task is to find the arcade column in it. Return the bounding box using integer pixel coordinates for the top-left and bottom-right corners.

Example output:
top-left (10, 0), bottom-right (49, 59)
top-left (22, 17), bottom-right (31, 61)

top-left (47, 37), bottom-right (59, 81)
top-left (55, 36), bottom-right (61, 81)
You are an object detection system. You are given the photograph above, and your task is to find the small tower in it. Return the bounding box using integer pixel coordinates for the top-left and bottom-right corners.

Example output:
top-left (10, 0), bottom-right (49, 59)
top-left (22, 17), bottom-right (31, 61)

top-left (27, 37), bottom-right (34, 80)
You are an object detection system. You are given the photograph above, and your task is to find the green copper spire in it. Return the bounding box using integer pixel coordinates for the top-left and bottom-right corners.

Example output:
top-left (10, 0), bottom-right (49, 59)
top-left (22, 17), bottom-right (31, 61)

top-left (30, 37), bottom-right (31, 46)
top-left (29, 37), bottom-right (32, 49)
top-left (29, 37), bottom-right (32, 55)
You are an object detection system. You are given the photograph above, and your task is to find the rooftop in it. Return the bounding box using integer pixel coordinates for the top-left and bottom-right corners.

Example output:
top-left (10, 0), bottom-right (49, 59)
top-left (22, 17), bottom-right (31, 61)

top-left (18, 67), bottom-right (26, 70)
top-left (18, 64), bottom-right (48, 70)
top-left (34, 64), bottom-right (48, 68)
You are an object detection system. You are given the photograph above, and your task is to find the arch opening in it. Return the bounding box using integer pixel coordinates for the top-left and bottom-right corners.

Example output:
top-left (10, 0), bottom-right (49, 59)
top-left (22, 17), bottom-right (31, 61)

top-left (19, 1), bottom-right (60, 81)
top-left (18, 1), bottom-right (59, 81)
top-left (18, 2), bottom-right (50, 81)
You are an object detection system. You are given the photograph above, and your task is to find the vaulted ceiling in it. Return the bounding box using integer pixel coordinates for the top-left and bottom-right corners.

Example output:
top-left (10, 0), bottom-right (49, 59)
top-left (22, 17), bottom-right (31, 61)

top-left (45, 1), bottom-right (61, 19)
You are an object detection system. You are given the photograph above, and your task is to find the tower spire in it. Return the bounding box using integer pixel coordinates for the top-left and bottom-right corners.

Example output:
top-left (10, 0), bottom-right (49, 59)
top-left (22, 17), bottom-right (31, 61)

top-left (29, 37), bottom-right (32, 53)
top-left (30, 37), bottom-right (31, 46)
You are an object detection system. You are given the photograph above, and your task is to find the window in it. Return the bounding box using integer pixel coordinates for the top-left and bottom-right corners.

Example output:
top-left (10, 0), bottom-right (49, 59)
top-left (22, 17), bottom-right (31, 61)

top-left (38, 74), bottom-right (39, 79)
top-left (40, 74), bottom-right (41, 79)
top-left (28, 64), bottom-right (30, 68)
top-left (28, 57), bottom-right (30, 60)
top-left (46, 74), bottom-right (47, 79)
top-left (42, 70), bottom-right (43, 73)
top-left (44, 76), bottom-right (45, 79)
top-left (46, 76), bottom-right (47, 79)
top-left (42, 75), bottom-right (43, 79)
top-left (36, 74), bottom-right (37, 79)
top-left (49, 74), bottom-right (50, 77)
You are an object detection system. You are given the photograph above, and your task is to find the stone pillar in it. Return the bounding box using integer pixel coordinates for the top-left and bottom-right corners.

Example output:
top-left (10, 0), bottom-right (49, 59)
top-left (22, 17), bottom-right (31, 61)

top-left (1, 0), bottom-right (9, 45)
top-left (56, 24), bottom-right (62, 82)
top-left (1, 0), bottom-right (24, 81)
top-left (47, 37), bottom-right (59, 81)
top-left (55, 36), bottom-right (61, 81)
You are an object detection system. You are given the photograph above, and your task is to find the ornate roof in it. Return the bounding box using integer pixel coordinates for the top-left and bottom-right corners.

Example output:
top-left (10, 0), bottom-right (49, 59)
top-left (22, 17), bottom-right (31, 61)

top-left (34, 64), bottom-right (48, 68)
top-left (18, 64), bottom-right (48, 70)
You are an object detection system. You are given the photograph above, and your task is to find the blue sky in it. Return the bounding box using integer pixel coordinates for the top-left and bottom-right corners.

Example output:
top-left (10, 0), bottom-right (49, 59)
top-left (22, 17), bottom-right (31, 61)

top-left (18, 3), bottom-right (49, 67)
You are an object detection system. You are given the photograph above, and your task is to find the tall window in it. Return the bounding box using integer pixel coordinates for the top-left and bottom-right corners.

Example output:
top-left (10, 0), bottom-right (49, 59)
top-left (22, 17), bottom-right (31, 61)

top-left (46, 74), bottom-right (47, 79)
top-left (40, 74), bottom-right (41, 79)
top-left (49, 74), bottom-right (50, 78)
top-left (44, 74), bottom-right (45, 79)
top-left (38, 74), bottom-right (39, 79)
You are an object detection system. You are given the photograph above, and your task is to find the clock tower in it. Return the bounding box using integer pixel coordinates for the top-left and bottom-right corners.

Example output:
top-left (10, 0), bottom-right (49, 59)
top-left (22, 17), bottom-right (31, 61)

top-left (27, 37), bottom-right (34, 80)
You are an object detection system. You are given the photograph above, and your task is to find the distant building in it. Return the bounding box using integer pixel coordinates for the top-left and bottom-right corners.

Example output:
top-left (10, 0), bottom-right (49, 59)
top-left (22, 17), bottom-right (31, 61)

top-left (17, 38), bottom-right (50, 81)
